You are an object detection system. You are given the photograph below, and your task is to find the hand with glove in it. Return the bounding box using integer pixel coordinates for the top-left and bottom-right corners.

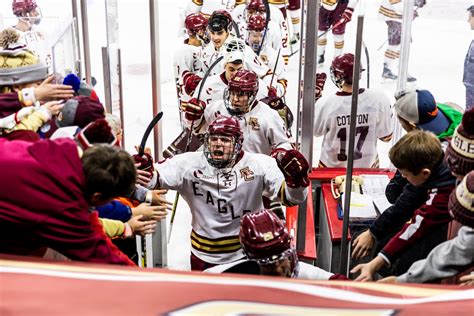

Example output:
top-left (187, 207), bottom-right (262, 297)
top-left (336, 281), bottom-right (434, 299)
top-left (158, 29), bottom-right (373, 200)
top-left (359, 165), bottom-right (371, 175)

top-left (339, 7), bottom-right (354, 26)
top-left (271, 148), bottom-right (310, 188)
top-left (315, 72), bottom-right (327, 101)
top-left (132, 146), bottom-right (154, 184)
top-left (184, 98), bottom-right (206, 121)
top-left (183, 72), bottom-right (202, 95)
top-left (267, 86), bottom-right (278, 98)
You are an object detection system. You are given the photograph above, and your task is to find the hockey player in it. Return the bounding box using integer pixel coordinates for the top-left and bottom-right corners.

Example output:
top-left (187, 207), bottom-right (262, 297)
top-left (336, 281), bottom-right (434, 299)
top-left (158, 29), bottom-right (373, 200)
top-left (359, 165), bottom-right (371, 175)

top-left (288, 0), bottom-right (301, 45)
top-left (246, 14), bottom-right (287, 98)
top-left (174, 13), bottom-right (208, 122)
top-left (314, 53), bottom-right (394, 168)
top-left (232, 0), bottom-right (290, 65)
top-left (317, 0), bottom-right (358, 65)
top-left (144, 115), bottom-right (310, 270)
top-left (187, 69), bottom-right (292, 156)
top-left (199, 10), bottom-right (273, 82)
top-left (185, 0), bottom-right (237, 19)
top-left (379, 0), bottom-right (426, 81)
top-left (11, 0), bottom-right (51, 68)
top-left (206, 209), bottom-right (347, 280)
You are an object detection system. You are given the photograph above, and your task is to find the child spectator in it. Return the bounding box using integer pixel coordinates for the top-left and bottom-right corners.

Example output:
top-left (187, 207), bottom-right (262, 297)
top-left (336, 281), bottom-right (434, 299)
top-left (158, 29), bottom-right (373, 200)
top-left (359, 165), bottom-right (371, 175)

top-left (351, 130), bottom-right (456, 281)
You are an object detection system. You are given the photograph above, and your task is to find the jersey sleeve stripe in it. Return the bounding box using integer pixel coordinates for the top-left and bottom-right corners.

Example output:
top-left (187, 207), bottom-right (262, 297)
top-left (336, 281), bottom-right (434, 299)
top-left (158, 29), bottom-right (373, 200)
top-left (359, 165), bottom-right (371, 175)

top-left (191, 230), bottom-right (240, 245)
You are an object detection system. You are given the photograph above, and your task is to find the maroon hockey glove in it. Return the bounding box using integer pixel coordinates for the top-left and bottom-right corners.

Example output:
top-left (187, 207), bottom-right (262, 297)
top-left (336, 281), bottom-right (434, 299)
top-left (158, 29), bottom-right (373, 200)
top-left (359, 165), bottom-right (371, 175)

top-left (267, 86), bottom-right (278, 98)
top-left (315, 72), bottom-right (327, 101)
top-left (339, 7), bottom-right (354, 25)
top-left (183, 72), bottom-right (202, 95)
top-left (260, 95), bottom-right (285, 110)
top-left (184, 98), bottom-right (206, 121)
top-left (271, 148), bottom-right (310, 188)
top-left (132, 152), bottom-right (155, 174)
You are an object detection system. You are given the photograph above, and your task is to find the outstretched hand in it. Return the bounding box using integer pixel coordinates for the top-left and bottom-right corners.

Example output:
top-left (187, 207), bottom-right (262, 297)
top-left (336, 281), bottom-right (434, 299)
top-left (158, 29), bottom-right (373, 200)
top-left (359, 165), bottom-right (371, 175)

top-left (35, 75), bottom-right (74, 101)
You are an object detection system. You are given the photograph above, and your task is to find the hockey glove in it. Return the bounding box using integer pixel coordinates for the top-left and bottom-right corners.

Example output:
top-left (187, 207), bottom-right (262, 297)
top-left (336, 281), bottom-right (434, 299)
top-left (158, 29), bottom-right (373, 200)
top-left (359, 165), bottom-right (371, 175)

top-left (340, 7), bottom-right (354, 26)
top-left (271, 148), bottom-right (310, 188)
top-left (132, 152), bottom-right (155, 173)
top-left (183, 72), bottom-right (202, 95)
top-left (184, 98), bottom-right (206, 121)
top-left (315, 72), bottom-right (327, 101)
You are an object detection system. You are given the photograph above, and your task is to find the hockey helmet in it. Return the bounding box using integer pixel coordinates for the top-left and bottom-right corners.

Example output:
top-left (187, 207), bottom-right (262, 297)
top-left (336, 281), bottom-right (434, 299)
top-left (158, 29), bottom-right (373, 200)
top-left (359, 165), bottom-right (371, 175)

top-left (330, 53), bottom-right (364, 89)
top-left (185, 13), bottom-right (208, 36)
top-left (225, 69), bottom-right (259, 116)
top-left (240, 209), bottom-right (299, 277)
top-left (204, 115), bottom-right (243, 169)
top-left (12, 0), bottom-right (37, 16)
top-left (247, 14), bottom-right (266, 32)
top-left (185, 13), bottom-right (209, 44)
top-left (246, 0), bottom-right (266, 14)
top-left (208, 10), bottom-right (233, 32)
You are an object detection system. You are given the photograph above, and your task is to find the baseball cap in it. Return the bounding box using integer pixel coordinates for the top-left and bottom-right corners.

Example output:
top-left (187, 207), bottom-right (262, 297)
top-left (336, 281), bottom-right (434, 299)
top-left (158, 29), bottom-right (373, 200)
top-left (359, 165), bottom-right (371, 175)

top-left (394, 89), bottom-right (450, 135)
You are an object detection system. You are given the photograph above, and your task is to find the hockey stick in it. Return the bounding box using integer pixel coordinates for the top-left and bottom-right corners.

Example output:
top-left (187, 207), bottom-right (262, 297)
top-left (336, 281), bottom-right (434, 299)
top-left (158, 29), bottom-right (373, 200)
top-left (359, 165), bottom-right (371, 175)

top-left (364, 42), bottom-right (370, 88)
top-left (168, 55), bottom-right (224, 243)
top-left (256, 0), bottom-right (271, 56)
top-left (232, 20), bottom-right (241, 39)
top-left (138, 111), bottom-right (164, 156)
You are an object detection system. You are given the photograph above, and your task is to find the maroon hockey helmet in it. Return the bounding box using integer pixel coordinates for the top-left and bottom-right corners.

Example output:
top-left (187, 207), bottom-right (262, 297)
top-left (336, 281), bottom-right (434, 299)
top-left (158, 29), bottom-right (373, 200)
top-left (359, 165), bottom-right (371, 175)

top-left (208, 10), bottom-right (233, 32)
top-left (204, 115), bottom-right (243, 169)
top-left (247, 14), bottom-right (266, 32)
top-left (185, 13), bottom-right (208, 36)
top-left (330, 53), bottom-right (364, 89)
top-left (225, 69), bottom-right (259, 115)
top-left (12, 0), bottom-right (37, 16)
top-left (240, 209), bottom-right (299, 277)
top-left (246, 0), bottom-right (266, 13)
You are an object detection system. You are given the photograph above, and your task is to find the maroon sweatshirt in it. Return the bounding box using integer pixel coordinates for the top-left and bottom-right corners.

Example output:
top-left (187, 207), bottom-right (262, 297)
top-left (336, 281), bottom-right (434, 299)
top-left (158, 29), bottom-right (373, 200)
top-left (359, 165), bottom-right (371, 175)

top-left (0, 92), bottom-right (23, 118)
top-left (0, 138), bottom-right (134, 265)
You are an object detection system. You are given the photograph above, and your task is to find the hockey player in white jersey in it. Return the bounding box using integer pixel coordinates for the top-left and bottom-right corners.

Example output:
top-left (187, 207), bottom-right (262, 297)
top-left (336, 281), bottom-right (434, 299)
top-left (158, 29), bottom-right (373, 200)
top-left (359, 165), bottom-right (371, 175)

top-left (206, 209), bottom-right (348, 280)
top-left (231, 0), bottom-right (283, 52)
top-left (191, 47), bottom-right (269, 109)
top-left (174, 13), bottom-right (208, 123)
top-left (11, 0), bottom-right (51, 68)
top-left (200, 10), bottom-right (272, 81)
top-left (185, 0), bottom-right (237, 19)
top-left (246, 14), bottom-right (287, 98)
top-left (146, 115), bottom-right (310, 270)
top-left (317, 0), bottom-right (358, 65)
top-left (232, 0), bottom-right (290, 65)
top-left (314, 53), bottom-right (394, 168)
top-left (187, 69), bottom-right (292, 156)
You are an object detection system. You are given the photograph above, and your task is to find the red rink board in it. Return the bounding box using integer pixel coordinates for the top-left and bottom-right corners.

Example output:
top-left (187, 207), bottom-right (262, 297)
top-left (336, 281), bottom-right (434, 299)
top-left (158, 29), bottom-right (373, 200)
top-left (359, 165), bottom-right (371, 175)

top-left (0, 256), bottom-right (473, 315)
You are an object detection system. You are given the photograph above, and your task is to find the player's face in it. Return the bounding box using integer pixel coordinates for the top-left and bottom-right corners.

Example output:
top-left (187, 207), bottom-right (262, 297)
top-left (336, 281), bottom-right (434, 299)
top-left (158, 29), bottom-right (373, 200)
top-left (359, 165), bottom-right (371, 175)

top-left (398, 168), bottom-right (431, 186)
top-left (224, 62), bottom-right (244, 81)
top-left (208, 134), bottom-right (234, 162)
top-left (469, 12), bottom-right (474, 30)
top-left (260, 257), bottom-right (292, 278)
top-left (229, 90), bottom-right (251, 113)
top-left (248, 31), bottom-right (263, 48)
top-left (210, 29), bottom-right (228, 49)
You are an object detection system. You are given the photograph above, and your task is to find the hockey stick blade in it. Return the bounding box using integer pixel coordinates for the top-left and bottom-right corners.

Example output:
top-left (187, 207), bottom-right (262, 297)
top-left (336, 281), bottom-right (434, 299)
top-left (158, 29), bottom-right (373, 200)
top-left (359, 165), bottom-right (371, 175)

top-left (138, 111), bottom-right (163, 156)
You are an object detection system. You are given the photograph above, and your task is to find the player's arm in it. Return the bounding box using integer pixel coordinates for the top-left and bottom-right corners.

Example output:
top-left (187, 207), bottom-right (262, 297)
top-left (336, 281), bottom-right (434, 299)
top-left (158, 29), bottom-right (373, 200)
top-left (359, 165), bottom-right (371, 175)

top-left (271, 148), bottom-right (310, 206)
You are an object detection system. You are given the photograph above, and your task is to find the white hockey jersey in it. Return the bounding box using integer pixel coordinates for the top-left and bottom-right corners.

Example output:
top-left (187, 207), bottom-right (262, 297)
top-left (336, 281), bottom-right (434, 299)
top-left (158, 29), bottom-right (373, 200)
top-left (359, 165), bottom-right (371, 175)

top-left (313, 89), bottom-right (394, 168)
top-left (195, 100), bottom-right (293, 155)
top-left (205, 260), bottom-right (334, 280)
top-left (15, 28), bottom-right (51, 68)
top-left (185, 0), bottom-right (237, 18)
top-left (155, 151), bottom-right (307, 264)
top-left (192, 71), bottom-right (273, 108)
top-left (173, 40), bottom-right (204, 121)
top-left (231, 4), bottom-right (290, 63)
top-left (200, 36), bottom-right (272, 80)
top-left (321, 0), bottom-right (358, 11)
top-left (258, 44), bottom-right (287, 97)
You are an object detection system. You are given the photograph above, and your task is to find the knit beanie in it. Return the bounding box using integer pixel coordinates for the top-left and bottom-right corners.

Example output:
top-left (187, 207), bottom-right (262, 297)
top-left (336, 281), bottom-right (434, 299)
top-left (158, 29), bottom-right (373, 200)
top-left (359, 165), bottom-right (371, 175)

top-left (63, 73), bottom-right (99, 101)
top-left (449, 171), bottom-right (474, 228)
top-left (445, 108), bottom-right (474, 177)
top-left (75, 119), bottom-right (118, 150)
top-left (0, 28), bottom-right (48, 86)
top-left (57, 96), bottom-right (105, 128)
